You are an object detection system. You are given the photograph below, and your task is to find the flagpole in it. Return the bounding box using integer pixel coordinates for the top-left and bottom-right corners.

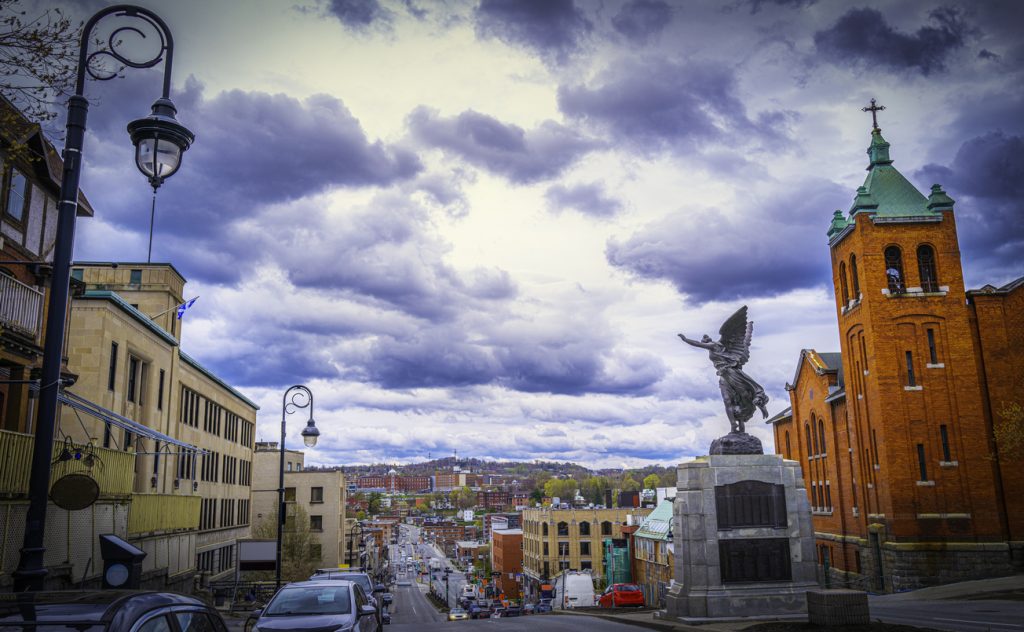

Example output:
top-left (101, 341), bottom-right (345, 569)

top-left (149, 296), bottom-right (199, 320)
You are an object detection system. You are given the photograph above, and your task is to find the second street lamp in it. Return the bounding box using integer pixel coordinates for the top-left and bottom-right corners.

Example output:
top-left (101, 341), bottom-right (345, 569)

top-left (277, 384), bottom-right (317, 588)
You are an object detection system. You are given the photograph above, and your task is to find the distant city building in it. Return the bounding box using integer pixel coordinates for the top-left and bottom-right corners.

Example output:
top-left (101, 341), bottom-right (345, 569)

top-left (491, 528), bottom-right (523, 601)
top-left (631, 500), bottom-right (673, 607)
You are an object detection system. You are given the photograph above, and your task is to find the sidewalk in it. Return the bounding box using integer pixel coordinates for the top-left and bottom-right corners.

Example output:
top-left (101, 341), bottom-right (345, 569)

top-left (556, 575), bottom-right (1024, 632)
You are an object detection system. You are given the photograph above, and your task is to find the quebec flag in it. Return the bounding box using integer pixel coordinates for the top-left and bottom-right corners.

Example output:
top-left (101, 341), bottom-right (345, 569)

top-left (176, 297), bottom-right (198, 319)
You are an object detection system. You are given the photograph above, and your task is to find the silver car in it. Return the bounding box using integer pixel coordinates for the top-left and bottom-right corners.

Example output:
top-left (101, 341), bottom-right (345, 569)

top-left (251, 580), bottom-right (377, 632)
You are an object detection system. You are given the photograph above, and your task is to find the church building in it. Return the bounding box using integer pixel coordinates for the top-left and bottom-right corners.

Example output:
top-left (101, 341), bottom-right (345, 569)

top-left (768, 103), bottom-right (1023, 591)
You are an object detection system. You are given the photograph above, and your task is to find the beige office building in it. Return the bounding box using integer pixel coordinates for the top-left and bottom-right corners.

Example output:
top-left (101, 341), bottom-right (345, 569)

top-left (60, 262), bottom-right (258, 589)
top-left (253, 443), bottom-right (347, 569)
top-left (521, 506), bottom-right (651, 593)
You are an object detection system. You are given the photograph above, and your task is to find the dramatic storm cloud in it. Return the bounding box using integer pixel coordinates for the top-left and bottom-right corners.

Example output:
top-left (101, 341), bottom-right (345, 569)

top-left (474, 0), bottom-right (593, 64)
top-left (48, 0), bottom-right (1021, 468)
top-left (408, 107), bottom-right (601, 184)
top-left (813, 7), bottom-right (971, 75)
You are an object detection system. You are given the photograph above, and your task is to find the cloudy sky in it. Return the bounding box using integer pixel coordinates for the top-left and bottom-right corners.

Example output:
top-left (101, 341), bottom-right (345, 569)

top-left (44, 0), bottom-right (1023, 468)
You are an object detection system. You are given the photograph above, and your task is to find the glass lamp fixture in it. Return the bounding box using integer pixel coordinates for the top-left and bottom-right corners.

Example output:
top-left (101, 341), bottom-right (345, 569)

top-left (301, 419), bottom-right (320, 448)
top-left (127, 97), bottom-right (194, 189)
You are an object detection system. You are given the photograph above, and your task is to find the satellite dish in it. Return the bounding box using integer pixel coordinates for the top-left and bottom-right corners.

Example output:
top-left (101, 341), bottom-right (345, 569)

top-left (50, 473), bottom-right (100, 511)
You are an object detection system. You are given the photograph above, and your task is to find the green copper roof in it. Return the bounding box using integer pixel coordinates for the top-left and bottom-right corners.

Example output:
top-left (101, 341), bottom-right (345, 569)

top-left (847, 129), bottom-right (946, 219)
top-left (634, 499), bottom-right (673, 541)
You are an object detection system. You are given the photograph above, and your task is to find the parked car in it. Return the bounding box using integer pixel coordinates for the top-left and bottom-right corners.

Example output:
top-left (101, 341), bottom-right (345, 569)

top-left (504, 605), bottom-right (522, 617)
top-left (598, 583), bottom-right (645, 608)
top-left (309, 570), bottom-right (385, 631)
top-left (468, 604), bottom-right (486, 619)
top-left (250, 580), bottom-right (377, 631)
top-left (382, 592), bottom-right (393, 606)
top-left (535, 601), bottom-right (553, 613)
top-left (523, 603), bottom-right (536, 614)
top-left (447, 607), bottom-right (469, 621)
top-left (0, 590), bottom-right (228, 632)
top-left (490, 608), bottom-right (506, 618)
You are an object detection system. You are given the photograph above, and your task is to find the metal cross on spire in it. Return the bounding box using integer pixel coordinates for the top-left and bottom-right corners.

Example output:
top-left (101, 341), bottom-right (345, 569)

top-left (862, 98), bottom-right (886, 131)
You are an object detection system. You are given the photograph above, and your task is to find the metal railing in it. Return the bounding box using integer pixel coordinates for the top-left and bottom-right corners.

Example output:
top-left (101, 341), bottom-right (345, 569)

top-left (128, 493), bottom-right (200, 535)
top-left (0, 430), bottom-right (33, 495)
top-left (51, 443), bottom-right (136, 498)
top-left (0, 430), bottom-right (136, 497)
top-left (0, 273), bottom-right (44, 339)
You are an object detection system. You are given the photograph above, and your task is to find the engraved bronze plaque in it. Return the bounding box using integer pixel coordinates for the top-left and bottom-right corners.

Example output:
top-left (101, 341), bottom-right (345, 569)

top-left (715, 480), bottom-right (787, 529)
top-left (719, 538), bottom-right (791, 583)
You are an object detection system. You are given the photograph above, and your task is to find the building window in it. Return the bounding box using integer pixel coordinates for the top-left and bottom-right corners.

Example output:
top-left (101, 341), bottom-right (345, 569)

top-left (284, 487), bottom-right (296, 502)
top-left (905, 351), bottom-right (916, 386)
top-left (557, 521), bottom-right (568, 536)
top-left (850, 254), bottom-right (860, 296)
top-left (4, 168), bottom-right (28, 221)
top-left (581, 560), bottom-right (592, 570)
top-left (542, 523), bottom-right (548, 536)
top-left (927, 329), bottom-right (938, 364)
top-left (601, 521), bottom-right (612, 536)
top-left (785, 431), bottom-right (791, 459)
top-left (940, 424), bottom-right (951, 461)
top-left (127, 356), bottom-right (139, 402)
top-left (917, 244), bottom-right (939, 292)
top-left (71, 268), bottom-right (83, 281)
top-left (839, 262), bottom-right (849, 305)
top-left (579, 541), bottom-right (590, 556)
top-left (311, 543), bottom-right (322, 560)
top-left (884, 246), bottom-right (905, 293)
top-left (158, 369), bottom-right (165, 410)
top-left (579, 521), bottom-right (590, 536)
top-left (108, 342), bottom-right (118, 391)
top-left (805, 423), bottom-right (814, 457)
top-left (310, 515), bottom-right (323, 531)
top-left (825, 482), bottom-right (832, 509)
top-left (818, 420), bottom-right (827, 456)
top-left (558, 542), bottom-right (569, 556)
top-left (543, 542), bottom-right (548, 556)
top-left (917, 444), bottom-right (928, 481)
top-left (129, 269), bottom-right (142, 285)
top-left (311, 487), bottom-right (324, 503)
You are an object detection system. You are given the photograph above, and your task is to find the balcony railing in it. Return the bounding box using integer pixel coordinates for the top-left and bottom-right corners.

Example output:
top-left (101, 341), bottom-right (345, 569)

top-left (128, 493), bottom-right (200, 535)
top-left (0, 430), bottom-right (135, 498)
top-left (0, 273), bottom-right (44, 340)
top-left (0, 430), bottom-right (33, 495)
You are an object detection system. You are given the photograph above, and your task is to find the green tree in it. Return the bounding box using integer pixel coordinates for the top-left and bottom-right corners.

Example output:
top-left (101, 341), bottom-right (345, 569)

top-left (580, 476), bottom-right (610, 505)
top-left (543, 478), bottom-right (576, 501)
top-left (252, 505), bottom-right (321, 581)
top-left (452, 486), bottom-right (476, 510)
top-left (368, 492), bottom-right (383, 515)
top-left (621, 475), bottom-right (641, 493)
top-left (643, 473), bottom-right (661, 490)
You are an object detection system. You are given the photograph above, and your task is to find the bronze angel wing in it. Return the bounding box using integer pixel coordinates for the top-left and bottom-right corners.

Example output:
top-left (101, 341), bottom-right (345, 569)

top-left (717, 305), bottom-right (753, 368)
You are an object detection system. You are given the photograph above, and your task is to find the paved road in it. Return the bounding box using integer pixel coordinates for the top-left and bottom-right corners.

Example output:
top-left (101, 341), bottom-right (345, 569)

top-left (388, 614), bottom-right (650, 631)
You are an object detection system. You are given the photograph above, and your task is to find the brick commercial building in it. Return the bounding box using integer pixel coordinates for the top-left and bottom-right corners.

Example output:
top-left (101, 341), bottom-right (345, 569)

top-left (491, 528), bottom-right (523, 601)
top-left (357, 469), bottom-right (430, 493)
top-left (769, 121), bottom-right (1023, 592)
top-left (476, 489), bottom-right (512, 510)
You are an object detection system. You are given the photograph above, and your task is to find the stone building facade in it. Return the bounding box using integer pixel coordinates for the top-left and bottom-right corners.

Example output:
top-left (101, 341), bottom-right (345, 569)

top-left (521, 506), bottom-right (650, 596)
top-left (769, 124), bottom-right (1023, 592)
top-left (252, 443), bottom-right (348, 569)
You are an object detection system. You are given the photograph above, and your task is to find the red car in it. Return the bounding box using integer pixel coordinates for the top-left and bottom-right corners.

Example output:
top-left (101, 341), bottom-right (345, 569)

top-left (598, 583), bottom-right (645, 608)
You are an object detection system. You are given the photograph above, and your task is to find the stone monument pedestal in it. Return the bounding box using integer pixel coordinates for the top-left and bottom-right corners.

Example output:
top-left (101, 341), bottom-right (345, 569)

top-left (662, 453), bottom-right (817, 621)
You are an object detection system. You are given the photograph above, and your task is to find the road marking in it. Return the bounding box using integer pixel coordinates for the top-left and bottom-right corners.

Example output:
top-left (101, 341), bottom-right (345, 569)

top-left (933, 619), bottom-right (1023, 628)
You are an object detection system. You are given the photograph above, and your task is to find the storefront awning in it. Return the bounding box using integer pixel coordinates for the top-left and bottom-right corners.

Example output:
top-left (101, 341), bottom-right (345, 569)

top-left (59, 390), bottom-right (203, 454)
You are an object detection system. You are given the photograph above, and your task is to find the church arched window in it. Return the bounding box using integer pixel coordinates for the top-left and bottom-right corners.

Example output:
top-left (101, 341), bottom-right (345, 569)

top-left (579, 521), bottom-right (590, 536)
top-left (805, 422), bottom-right (814, 457)
top-left (785, 431), bottom-right (791, 459)
top-left (839, 262), bottom-right (850, 305)
top-left (884, 246), bottom-right (905, 293)
top-left (818, 420), bottom-right (827, 456)
top-left (810, 414), bottom-right (819, 455)
top-left (917, 244), bottom-right (939, 292)
top-left (850, 254), bottom-right (860, 297)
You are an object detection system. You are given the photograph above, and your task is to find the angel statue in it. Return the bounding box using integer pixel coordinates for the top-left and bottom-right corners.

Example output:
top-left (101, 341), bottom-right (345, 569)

top-left (678, 306), bottom-right (769, 435)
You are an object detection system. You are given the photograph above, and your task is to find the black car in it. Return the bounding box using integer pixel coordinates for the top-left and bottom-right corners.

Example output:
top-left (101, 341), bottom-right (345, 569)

top-left (250, 580), bottom-right (377, 632)
top-left (309, 570), bottom-right (386, 630)
top-left (0, 590), bottom-right (228, 631)
top-left (504, 605), bottom-right (523, 617)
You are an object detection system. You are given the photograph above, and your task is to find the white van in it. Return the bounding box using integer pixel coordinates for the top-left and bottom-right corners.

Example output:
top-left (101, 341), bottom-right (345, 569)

top-left (552, 570), bottom-right (596, 609)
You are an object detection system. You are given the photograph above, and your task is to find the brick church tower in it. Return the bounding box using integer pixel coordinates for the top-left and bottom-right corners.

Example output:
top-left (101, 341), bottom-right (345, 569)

top-left (770, 102), bottom-right (1021, 591)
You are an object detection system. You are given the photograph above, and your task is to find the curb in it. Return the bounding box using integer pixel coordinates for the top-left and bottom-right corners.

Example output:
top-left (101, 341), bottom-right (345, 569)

top-left (551, 609), bottom-right (696, 632)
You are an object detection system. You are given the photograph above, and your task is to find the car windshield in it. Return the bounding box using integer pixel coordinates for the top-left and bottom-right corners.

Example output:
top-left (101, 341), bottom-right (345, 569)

top-left (265, 586), bottom-right (352, 616)
top-left (317, 573), bottom-right (372, 594)
top-left (616, 585), bottom-right (641, 591)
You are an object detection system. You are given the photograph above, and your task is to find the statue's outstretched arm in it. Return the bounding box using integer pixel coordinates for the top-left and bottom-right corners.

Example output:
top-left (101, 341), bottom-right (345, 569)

top-left (678, 334), bottom-right (714, 350)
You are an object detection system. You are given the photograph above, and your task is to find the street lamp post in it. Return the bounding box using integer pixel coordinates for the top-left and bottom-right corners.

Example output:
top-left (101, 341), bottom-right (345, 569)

top-left (277, 385), bottom-right (318, 589)
top-left (13, 4), bottom-right (193, 592)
